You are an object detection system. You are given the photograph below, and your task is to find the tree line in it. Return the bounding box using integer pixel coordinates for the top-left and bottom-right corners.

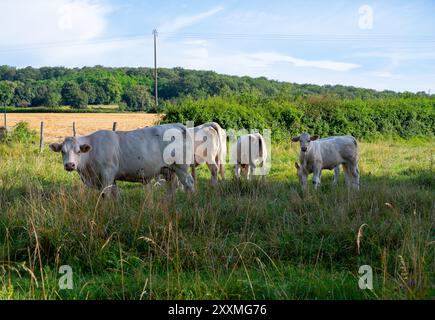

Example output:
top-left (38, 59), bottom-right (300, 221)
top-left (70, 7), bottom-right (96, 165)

top-left (0, 65), bottom-right (432, 112)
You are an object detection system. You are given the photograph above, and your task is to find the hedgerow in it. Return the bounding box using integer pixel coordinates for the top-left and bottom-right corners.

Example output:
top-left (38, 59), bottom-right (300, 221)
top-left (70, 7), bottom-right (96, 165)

top-left (163, 95), bottom-right (435, 140)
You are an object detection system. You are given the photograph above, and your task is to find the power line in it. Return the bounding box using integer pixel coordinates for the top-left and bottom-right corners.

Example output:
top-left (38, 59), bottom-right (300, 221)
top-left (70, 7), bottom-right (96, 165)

top-left (0, 35), bottom-right (151, 53)
top-left (159, 32), bottom-right (435, 42)
top-left (0, 32), bottom-right (434, 54)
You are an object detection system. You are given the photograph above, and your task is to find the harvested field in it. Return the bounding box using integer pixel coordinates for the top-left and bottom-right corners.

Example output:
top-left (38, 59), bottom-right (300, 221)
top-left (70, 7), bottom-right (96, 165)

top-left (4, 113), bottom-right (163, 142)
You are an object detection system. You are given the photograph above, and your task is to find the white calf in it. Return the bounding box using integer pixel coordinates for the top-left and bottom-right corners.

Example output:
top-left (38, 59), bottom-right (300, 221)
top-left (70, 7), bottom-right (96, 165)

top-left (292, 133), bottom-right (360, 190)
top-left (233, 133), bottom-right (267, 180)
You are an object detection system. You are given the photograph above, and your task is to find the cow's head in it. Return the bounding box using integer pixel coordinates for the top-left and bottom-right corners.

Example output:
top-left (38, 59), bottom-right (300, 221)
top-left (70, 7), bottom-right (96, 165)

top-left (49, 137), bottom-right (92, 172)
top-left (291, 133), bottom-right (319, 153)
top-left (294, 162), bottom-right (307, 189)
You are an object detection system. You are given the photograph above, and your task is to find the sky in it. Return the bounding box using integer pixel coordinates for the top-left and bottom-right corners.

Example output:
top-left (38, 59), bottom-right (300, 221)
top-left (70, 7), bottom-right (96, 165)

top-left (0, 0), bottom-right (434, 93)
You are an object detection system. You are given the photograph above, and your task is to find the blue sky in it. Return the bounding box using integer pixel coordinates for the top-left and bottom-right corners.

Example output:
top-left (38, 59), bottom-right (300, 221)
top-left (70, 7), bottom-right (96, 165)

top-left (0, 0), bottom-right (434, 92)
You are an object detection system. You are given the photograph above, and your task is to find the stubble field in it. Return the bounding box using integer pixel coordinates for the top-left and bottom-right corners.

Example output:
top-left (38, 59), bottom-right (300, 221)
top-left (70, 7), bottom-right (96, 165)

top-left (3, 113), bottom-right (162, 142)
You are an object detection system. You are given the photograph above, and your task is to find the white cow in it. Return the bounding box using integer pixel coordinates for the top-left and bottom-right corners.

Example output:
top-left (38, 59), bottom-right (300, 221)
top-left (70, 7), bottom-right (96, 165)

top-left (292, 133), bottom-right (360, 190)
top-left (233, 133), bottom-right (267, 180)
top-left (49, 123), bottom-right (195, 197)
top-left (191, 122), bottom-right (227, 185)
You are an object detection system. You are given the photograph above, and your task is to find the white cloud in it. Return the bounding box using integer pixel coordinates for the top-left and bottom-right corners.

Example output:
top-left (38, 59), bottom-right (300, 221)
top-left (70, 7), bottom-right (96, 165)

top-left (0, 0), bottom-right (112, 46)
top-left (176, 49), bottom-right (360, 72)
top-left (243, 52), bottom-right (360, 71)
top-left (0, 0), bottom-right (114, 65)
top-left (158, 6), bottom-right (223, 34)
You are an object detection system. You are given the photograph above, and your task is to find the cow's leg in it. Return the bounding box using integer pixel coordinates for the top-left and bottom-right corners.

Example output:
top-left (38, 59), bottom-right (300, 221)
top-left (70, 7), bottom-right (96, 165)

top-left (216, 154), bottom-right (225, 180)
top-left (207, 162), bottom-right (219, 186)
top-left (242, 164), bottom-right (251, 180)
top-left (219, 163), bottom-right (226, 180)
top-left (110, 182), bottom-right (120, 198)
top-left (248, 162), bottom-right (256, 180)
top-left (332, 165), bottom-right (340, 186)
top-left (234, 163), bottom-right (241, 181)
top-left (191, 163), bottom-right (197, 182)
top-left (259, 160), bottom-right (266, 181)
top-left (347, 161), bottom-right (360, 190)
top-left (354, 165), bottom-right (360, 190)
top-left (173, 165), bottom-right (195, 193)
top-left (166, 169), bottom-right (177, 199)
top-left (312, 166), bottom-right (322, 190)
top-left (100, 171), bottom-right (117, 198)
top-left (342, 163), bottom-right (353, 189)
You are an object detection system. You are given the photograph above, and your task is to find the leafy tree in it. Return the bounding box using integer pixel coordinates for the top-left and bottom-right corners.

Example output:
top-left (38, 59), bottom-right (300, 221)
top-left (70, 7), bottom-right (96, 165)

top-left (13, 81), bottom-right (34, 107)
top-left (15, 66), bottom-right (40, 81)
top-left (61, 82), bottom-right (88, 109)
top-left (122, 85), bottom-right (153, 111)
top-left (80, 81), bottom-right (98, 104)
top-left (0, 65), bottom-right (17, 81)
top-left (32, 83), bottom-right (61, 107)
top-left (43, 90), bottom-right (62, 107)
top-left (95, 77), bottom-right (122, 104)
top-left (0, 81), bottom-right (16, 106)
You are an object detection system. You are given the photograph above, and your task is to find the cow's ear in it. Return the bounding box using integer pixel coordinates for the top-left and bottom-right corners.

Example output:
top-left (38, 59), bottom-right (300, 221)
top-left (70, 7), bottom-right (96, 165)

top-left (80, 144), bottom-right (92, 153)
top-left (295, 162), bottom-right (300, 170)
top-left (291, 136), bottom-right (300, 142)
top-left (49, 143), bottom-right (62, 152)
top-left (310, 135), bottom-right (320, 141)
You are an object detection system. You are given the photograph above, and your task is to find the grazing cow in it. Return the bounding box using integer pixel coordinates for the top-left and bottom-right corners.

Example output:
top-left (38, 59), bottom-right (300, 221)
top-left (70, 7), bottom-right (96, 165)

top-left (191, 122), bottom-right (227, 185)
top-left (292, 133), bottom-right (360, 190)
top-left (49, 123), bottom-right (195, 197)
top-left (233, 133), bottom-right (267, 180)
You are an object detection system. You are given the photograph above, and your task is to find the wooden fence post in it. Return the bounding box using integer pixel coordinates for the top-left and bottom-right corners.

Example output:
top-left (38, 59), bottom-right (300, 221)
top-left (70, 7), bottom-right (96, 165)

top-left (3, 106), bottom-right (6, 128)
top-left (73, 122), bottom-right (76, 137)
top-left (112, 122), bottom-right (117, 131)
top-left (39, 121), bottom-right (44, 153)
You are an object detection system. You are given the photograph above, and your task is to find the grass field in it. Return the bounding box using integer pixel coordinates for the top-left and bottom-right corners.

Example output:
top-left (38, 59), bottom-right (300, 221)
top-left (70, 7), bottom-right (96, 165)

top-left (3, 113), bottom-right (162, 142)
top-left (0, 126), bottom-right (433, 300)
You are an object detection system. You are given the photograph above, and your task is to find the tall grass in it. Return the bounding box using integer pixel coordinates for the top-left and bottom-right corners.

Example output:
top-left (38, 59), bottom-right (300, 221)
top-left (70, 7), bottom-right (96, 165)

top-left (0, 137), bottom-right (433, 299)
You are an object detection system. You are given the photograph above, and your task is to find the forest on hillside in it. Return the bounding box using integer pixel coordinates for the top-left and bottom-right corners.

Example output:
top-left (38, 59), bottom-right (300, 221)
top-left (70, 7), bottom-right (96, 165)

top-left (0, 65), bottom-right (433, 110)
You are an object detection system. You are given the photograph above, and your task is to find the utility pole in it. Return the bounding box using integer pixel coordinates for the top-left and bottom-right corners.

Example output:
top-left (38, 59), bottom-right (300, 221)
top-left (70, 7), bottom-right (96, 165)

top-left (153, 29), bottom-right (158, 109)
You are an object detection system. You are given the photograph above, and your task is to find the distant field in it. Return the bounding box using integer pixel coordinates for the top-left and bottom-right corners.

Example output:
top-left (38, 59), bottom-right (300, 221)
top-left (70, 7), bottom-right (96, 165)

top-left (5, 113), bottom-right (163, 142)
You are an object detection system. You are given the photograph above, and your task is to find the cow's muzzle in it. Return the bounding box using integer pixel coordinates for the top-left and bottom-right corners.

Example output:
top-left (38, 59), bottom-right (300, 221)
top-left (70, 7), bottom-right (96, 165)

top-left (64, 162), bottom-right (76, 171)
top-left (301, 147), bottom-right (307, 152)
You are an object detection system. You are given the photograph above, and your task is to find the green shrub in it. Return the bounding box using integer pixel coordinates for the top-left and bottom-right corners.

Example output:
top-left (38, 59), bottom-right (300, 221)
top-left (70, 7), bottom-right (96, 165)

top-left (163, 95), bottom-right (435, 141)
top-left (7, 121), bottom-right (37, 144)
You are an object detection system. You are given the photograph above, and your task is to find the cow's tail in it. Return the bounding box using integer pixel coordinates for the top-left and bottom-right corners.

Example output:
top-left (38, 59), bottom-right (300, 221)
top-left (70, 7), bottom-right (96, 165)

top-left (210, 122), bottom-right (227, 164)
top-left (352, 136), bottom-right (359, 161)
top-left (352, 136), bottom-right (358, 148)
top-left (208, 122), bottom-right (226, 179)
top-left (258, 133), bottom-right (266, 165)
